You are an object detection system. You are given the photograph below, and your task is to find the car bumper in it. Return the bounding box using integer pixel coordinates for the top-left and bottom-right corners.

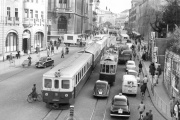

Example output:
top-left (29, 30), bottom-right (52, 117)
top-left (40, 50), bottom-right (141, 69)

top-left (93, 93), bottom-right (108, 97)
top-left (110, 113), bottom-right (130, 117)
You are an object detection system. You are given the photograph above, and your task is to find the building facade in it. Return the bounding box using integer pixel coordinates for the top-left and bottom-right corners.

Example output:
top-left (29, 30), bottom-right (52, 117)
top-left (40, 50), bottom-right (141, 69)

top-left (0, 0), bottom-right (48, 61)
top-left (47, 0), bottom-right (92, 42)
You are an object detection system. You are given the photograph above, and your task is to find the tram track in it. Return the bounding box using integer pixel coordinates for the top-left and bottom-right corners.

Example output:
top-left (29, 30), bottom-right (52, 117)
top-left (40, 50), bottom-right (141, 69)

top-left (90, 96), bottom-right (110, 120)
top-left (41, 109), bottom-right (63, 120)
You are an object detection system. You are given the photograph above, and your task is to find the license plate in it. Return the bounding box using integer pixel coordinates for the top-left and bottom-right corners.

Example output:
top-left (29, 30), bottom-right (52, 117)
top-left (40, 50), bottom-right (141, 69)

top-left (128, 90), bottom-right (132, 92)
top-left (118, 109), bottom-right (123, 113)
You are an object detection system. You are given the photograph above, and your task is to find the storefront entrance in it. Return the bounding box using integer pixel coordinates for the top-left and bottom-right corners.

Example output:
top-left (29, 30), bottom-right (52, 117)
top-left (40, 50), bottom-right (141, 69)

top-left (22, 30), bottom-right (31, 53)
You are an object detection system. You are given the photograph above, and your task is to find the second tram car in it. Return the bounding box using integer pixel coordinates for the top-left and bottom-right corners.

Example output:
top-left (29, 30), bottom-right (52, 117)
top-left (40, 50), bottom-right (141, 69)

top-left (99, 47), bottom-right (118, 85)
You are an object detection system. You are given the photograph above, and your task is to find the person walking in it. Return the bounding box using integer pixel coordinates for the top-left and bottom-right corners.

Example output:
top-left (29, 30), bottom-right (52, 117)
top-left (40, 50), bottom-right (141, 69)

top-left (174, 101), bottom-right (179, 120)
top-left (143, 112), bottom-right (149, 120)
top-left (153, 72), bottom-right (158, 86)
top-left (148, 110), bottom-right (153, 120)
top-left (139, 61), bottom-right (143, 75)
top-left (51, 45), bottom-right (54, 55)
top-left (61, 48), bottom-right (64, 58)
top-left (157, 65), bottom-right (162, 78)
top-left (170, 97), bottom-right (176, 118)
top-left (138, 101), bottom-right (146, 120)
top-left (47, 48), bottom-right (50, 57)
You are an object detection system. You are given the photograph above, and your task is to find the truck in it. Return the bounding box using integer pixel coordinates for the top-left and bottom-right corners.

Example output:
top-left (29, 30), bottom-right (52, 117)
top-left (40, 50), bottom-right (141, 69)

top-left (118, 50), bottom-right (132, 64)
top-left (63, 34), bottom-right (82, 46)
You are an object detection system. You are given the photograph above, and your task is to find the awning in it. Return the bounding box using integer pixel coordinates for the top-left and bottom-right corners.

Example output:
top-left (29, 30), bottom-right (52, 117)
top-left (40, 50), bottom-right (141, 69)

top-left (132, 31), bottom-right (140, 36)
top-left (121, 34), bottom-right (129, 38)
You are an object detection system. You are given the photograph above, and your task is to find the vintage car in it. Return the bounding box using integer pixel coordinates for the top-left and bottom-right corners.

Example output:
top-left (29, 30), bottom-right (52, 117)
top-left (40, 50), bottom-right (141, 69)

top-left (110, 93), bottom-right (130, 117)
top-left (93, 80), bottom-right (110, 97)
top-left (126, 69), bottom-right (140, 86)
top-left (35, 56), bottom-right (54, 68)
top-left (125, 60), bottom-right (136, 71)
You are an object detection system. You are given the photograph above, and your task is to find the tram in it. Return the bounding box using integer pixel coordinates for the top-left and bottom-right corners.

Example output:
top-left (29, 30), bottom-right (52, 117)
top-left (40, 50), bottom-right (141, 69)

top-left (99, 47), bottom-right (118, 85)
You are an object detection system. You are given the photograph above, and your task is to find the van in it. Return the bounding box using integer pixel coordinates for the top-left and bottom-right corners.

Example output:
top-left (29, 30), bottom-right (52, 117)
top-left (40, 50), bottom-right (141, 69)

top-left (122, 75), bottom-right (138, 96)
top-left (63, 34), bottom-right (82, 46)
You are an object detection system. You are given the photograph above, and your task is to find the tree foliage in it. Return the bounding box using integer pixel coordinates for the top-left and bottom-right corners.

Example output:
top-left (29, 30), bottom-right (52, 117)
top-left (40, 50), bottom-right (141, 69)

top-left (103, 21), bottom-right (112, 27)
top-left (163, 0), bottom-right (180, 32)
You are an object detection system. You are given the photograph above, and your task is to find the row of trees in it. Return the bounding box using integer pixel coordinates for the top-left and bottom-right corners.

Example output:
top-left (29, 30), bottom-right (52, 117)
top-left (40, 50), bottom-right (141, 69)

top-left (150, 0), bottom-right (180, 37)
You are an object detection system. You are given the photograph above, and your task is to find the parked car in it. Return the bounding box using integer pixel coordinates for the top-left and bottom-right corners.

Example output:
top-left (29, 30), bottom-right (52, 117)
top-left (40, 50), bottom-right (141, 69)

top-left (35, 56), bottom-right (54, 68)
top-left (93, 80), bottom-right (110, 97)
top-left (125, 60), bottom-right (136, 71)
top-left (110, 93), bottom-right (130, 117)
top-left (126, 69), bottom-right (140, 86)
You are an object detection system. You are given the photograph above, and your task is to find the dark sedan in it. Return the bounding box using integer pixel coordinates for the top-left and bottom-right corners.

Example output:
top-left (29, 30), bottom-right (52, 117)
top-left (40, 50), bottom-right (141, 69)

top-left (35, 56), bottom-right (54, 68)
top-left (93, 80), bottom-right (110, 98)
top-left (110, 93), bottom-right (130, 118)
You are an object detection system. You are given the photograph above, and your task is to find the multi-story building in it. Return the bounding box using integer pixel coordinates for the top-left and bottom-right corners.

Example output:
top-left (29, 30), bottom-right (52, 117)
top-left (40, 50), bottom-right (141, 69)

top-left (115, 9), bottom-right (129, 29)
top-left (47, 0), bottom-right (92, 42)
top-left (0, 0), bottom-right (48, 61)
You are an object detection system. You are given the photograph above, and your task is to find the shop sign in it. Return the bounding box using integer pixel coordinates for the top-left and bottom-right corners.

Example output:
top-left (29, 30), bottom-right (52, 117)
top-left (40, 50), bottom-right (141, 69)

top-left (22, 32), bottom-right (30, 39)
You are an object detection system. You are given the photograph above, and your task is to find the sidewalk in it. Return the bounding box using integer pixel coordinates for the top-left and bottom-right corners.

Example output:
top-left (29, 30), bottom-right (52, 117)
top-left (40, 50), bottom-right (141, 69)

top-left (138, 42), bottom-right (172, 120)
top-left (0, 45), bottom-right (82, 75)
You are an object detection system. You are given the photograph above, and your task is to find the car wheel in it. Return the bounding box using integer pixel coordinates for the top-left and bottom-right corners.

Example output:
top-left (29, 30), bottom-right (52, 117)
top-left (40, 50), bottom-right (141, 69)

top-left (44, 63), bottom-right (47, 68)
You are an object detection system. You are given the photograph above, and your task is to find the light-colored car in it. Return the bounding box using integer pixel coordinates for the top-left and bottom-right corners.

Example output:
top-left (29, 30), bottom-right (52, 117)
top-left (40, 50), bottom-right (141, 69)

top-left (126, 43), bottom-right (133, 50)
top-left (93, 35), bottom-right (105, 40)
top-left (125, 60), bottom-right (136, 71)
top-left (126, 69), bottom-right (140, 86)
top-left (110, 93), bottom-right (130, 117)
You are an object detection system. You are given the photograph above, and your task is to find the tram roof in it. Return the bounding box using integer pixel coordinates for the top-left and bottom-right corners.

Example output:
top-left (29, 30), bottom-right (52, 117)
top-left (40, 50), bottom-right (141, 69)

top-left (43, 53), bottom-right (92, 78)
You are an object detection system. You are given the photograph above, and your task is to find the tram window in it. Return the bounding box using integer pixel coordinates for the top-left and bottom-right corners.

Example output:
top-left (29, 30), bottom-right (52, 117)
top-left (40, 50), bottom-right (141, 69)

top-left (101, 64), bottom-right (105, 72)
top-left (110, 65), bottom-right (115, 73)
top-left (78, 72), bottom-right (80, 82)
top-left (44, 79), bottom-right (52, 88)
top-left (84, 66), bottom-right (86, 73)
top-left (54, 80), bottom-right (59, 88)
top-left (62, 80), bottom-right (70, 89)
top-left (76, 75), bottom-right (78, 84)
top-left (106, 65), bottom-right (110, 73)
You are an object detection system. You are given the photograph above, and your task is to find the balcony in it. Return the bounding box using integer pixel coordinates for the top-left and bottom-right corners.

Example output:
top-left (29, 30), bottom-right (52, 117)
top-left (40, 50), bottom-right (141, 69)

top-left (55, 6), bottom-right (73, 13)
top-left (6, 17), bottom-right (13, 24)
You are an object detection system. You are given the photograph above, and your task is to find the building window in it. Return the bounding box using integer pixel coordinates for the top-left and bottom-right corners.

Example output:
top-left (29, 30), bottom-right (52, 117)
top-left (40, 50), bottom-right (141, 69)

top-left (6, 33), bottom-right (17, 52)
top-left (41, 11), bottom-right (44, 19)
top-left (15, 8), bottom-right (18, 20)
top-left (24, 9), bottom-right (29, 18)
top-left (59, 0), bottom-right (68, 8)
top-left (30, 10), bottom-right (33, 18)
top-left (58, 16), bottom-right (67, 32)
top-left (35, 11), bottom-right (38, 19)
top-left (7, 7), bottom-right (11, 20)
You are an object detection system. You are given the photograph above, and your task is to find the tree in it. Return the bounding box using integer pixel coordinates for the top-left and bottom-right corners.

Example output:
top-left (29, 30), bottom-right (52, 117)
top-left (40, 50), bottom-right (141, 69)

top-left (103, 21), bottom-right (112, 27)
top-left (163, 0), bottom-right (180, 32)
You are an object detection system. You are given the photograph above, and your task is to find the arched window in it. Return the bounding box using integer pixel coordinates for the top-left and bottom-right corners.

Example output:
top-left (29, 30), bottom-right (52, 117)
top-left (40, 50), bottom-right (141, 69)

top-left (34, 32), bottom-right (44, 48)
top-left (6, 32), bottom-right (18, 52)
top-left (58, 16), bottom-right (67, 32)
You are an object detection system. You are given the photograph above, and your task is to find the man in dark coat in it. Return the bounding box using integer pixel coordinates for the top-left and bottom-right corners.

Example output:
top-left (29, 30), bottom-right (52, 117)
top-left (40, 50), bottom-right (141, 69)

top-left (157, 65), bottom-right (162, 78)
top-left (148, 110), bottom-right (153, 120)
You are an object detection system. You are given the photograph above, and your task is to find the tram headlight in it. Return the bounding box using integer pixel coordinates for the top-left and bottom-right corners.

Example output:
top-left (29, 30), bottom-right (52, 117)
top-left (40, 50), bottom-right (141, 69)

top-left (65, 94), bottom-right (68, 97)
top-left (45, 93), bottom-right (48, 96)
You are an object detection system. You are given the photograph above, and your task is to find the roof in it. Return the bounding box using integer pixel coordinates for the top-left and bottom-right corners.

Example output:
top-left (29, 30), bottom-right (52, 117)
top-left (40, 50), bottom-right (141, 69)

top-left (123, 75), bottom-right (136, 81)
top-left (43, 53), bottom-right (92, 78)
top-left (96, 80), bottom-right (108, 84)
top-left (114, 93), bottom-right (127, 100)
top-left (127, 60), bottom-right (135, 63)
top-left (127, 69), bottom-right (138, 73)
top-left (121, 34), bottom-right (129, 37)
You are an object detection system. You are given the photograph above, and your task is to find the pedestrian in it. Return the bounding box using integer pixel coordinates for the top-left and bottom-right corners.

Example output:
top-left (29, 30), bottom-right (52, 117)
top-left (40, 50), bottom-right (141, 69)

top-left (61, 48), bottom-right (64, 58)
top-left (143, 75), bottom-right (148, 86)
top-left (149, 62), bottom-right (156, 78)
top-left (143, 112), bottom-right (149, 120)
top-left (65, 46), bottom-right (69, 54)
top-left (16, 51), bottom-right (20, 59)
top-left (174, 101), bottom-right (179, 120)
top-left (139, 61), bottom-right (143, 74)
top-left (148, 110), bottom-right (153, 120)
top-left (138, 101), bottom-right (146, 120)
top-left (27, 54), bottom-right (32, 65)
top-left (51, 45), bottom-right (54, 55)
top-left (170, 97), bottom-right (176, 117)
top-left (156, 65), bottom-right (162, 78)
top-left (47, 48), bottom-right (50, 57)
top-left (153, 71), bottom-right (158, 86)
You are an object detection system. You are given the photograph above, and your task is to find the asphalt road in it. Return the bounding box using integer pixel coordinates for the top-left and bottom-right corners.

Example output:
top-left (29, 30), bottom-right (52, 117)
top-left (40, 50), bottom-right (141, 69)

top-left (0, 37), bottom-right (165, 120)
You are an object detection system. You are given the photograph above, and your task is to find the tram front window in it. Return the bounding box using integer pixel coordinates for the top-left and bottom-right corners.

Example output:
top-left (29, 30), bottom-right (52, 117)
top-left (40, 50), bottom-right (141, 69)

top-left (54, 80), bottom-right (59, 88)
top-left (106, 65), bottom-right (110, 73)
top-left (44, 79), bottom-right (52, 88)
top-left (110, 65), bottom-right (115, 73)
top-left (101, 64), bottom-right (106, 72)
top-left (62, 80), bottom-right (70, 89)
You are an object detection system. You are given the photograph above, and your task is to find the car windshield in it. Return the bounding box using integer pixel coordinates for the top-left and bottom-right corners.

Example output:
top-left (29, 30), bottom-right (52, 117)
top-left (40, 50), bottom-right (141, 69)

top-left (40, 57), bottom-right (46, 61)
top-left (96, 83), bottom-right (106, 88)
top-left (127, 63), bottom-right (134, 65)
top-left (128, 72), bottom-right (137, 76)
top-left (113, 99), bottom-right (127, 106)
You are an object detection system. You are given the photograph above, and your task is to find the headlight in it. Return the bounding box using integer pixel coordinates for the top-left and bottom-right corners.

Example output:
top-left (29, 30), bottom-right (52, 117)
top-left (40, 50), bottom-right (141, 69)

top-left (45, 93), bottom-right (48, 96)
top-left (65, 94), bottom-right (68, 97)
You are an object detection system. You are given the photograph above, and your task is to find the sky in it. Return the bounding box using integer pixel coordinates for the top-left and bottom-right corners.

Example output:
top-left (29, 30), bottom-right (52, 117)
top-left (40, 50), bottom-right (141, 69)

top-left (98, 0), bottom-right (132, 13)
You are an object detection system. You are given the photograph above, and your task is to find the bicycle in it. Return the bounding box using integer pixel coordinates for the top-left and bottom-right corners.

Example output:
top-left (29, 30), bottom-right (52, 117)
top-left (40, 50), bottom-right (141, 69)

top-left (27, 93), bottom-right (42, 103)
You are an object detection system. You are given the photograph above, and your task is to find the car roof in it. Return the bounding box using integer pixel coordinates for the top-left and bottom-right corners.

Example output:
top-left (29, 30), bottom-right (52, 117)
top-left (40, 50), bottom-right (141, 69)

top-left (127, 60), bottom-right (135, 63)
top-left (123, 75), bottom-right (136, 81)
top-left (127, 69), bottom-right (138, 73)
top-left (96, 80), bottom-right (108, 84)
top-left (114, 94), bottom-right (127, 100)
